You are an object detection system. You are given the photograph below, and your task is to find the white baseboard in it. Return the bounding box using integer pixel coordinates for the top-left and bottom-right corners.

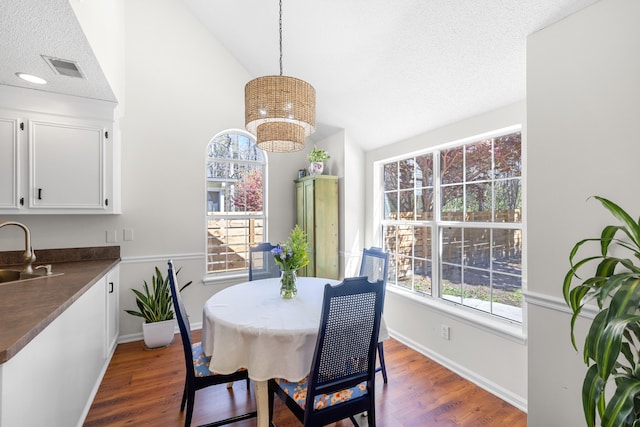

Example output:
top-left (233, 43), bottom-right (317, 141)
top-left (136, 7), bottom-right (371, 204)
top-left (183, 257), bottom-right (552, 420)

top-left (118, 321), bottom-right (204, 344)
top-left (388, 328), bottom-right (528, 413)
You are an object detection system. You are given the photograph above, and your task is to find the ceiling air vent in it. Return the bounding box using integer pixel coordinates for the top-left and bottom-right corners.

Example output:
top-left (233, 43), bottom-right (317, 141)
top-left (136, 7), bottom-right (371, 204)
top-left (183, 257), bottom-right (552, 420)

top-left (42, 56), bottom-right (85, 79)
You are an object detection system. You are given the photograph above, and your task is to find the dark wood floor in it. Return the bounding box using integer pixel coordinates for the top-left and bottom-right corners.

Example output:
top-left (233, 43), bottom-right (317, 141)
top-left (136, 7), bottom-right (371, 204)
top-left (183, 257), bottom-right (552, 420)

top-left (84, 330), bottom-right (526, 426)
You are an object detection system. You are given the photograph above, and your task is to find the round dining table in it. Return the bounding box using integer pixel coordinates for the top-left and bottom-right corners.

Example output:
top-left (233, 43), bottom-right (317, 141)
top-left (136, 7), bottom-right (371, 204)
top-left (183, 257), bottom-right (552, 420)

top-left (201, 276), bottom-right (388, 427)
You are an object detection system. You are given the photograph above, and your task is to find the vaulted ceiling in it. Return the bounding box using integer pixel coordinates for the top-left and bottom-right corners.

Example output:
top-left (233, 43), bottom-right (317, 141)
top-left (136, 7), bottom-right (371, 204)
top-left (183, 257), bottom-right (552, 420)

top-left (1, 0), bottom-right (599, 150)
top-left (0, 0), bottom-right (116, 102)
top-left (183, 0), bottom-right (599, 149)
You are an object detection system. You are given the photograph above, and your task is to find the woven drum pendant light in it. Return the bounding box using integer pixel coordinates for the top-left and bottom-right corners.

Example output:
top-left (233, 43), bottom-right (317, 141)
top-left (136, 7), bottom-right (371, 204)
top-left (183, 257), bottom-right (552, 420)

top-left (245, 0), bottom-right (316, 152)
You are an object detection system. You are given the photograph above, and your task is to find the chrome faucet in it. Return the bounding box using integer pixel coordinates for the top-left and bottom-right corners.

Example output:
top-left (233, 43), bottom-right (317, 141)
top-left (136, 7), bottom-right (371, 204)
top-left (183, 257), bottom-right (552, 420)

top-left (0, 221), bottom-right (36, 274)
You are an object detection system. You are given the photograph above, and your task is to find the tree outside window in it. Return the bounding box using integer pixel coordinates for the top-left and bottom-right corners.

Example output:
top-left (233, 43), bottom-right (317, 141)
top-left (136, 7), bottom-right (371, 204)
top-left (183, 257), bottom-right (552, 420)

top-left (206, 131), bottom-right (267, 274)
top-left (381, 129), bottom-right (522, 322)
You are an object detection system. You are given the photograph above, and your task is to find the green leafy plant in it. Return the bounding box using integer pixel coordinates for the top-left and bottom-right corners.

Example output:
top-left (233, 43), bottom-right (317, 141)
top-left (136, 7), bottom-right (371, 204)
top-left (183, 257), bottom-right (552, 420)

top-left (563, 196), bottom-right (640, 427)
top-left (125, 266), bottom-right (192, 323)
top-left (271, 225), bottom-right (310, 272)
top-left (307, 145), bottom-right (329, 163)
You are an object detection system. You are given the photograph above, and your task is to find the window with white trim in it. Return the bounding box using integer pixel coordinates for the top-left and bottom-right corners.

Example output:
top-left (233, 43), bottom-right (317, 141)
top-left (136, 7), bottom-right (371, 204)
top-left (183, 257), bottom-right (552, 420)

top-left (381, 129), bottom-right (522, 322)
top-left (206, 130), bottom-right (268, 275)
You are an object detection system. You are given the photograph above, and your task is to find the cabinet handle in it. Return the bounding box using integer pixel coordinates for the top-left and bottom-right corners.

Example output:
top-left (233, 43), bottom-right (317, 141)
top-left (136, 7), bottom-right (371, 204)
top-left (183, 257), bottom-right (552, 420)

top-left (38, 188), bottom-right (42, 200)
top-left (108, 282), bottom-right (114, 294)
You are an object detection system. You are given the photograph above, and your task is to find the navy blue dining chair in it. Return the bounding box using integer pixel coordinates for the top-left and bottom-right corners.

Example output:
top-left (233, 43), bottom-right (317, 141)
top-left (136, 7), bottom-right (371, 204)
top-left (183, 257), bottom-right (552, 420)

top-left (358, 247), bottom-right (390, 383)
top-left (167, 260), bottom-right (256, 427)
top-left (268, 276), bottom-right (385, 426)
top-left (248, 242), bottom-right (280, 281)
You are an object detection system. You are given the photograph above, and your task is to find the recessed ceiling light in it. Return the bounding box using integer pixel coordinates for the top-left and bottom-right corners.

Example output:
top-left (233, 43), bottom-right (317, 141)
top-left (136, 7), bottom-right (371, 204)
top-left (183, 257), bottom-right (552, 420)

top-left (16, 72), bottom-right (47, 85)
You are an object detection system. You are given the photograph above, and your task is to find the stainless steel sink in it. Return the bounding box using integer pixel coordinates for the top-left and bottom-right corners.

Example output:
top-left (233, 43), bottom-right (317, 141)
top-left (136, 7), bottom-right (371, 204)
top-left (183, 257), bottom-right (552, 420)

top-left (0, 269), bottom-right (63, 285)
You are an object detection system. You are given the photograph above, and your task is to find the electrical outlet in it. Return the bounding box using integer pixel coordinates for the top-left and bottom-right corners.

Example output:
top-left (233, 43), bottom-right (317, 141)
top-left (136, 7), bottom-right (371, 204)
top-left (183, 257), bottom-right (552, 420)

top-left (440, 324), bottom-right (451, 340)
top-left (123, 229), bottom-right (134, 241)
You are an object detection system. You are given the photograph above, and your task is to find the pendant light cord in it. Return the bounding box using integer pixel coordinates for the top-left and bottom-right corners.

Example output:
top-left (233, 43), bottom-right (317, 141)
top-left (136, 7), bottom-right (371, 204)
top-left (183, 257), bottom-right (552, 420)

top-left (279, 0), bottom-right (283, 76)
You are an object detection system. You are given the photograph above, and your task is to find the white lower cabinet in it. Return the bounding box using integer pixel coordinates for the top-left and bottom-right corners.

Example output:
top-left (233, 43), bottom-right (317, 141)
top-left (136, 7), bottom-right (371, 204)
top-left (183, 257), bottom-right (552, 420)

top-left (0, 266), bottom-right (120, 427)
top-left (105, 266), bottom-right (120, 357)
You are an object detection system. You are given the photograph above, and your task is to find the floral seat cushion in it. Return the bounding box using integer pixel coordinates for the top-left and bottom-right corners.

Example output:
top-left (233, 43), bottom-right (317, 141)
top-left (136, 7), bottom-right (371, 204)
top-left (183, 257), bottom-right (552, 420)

top-left (192, 342), bottom-right (246, 377)
top-left (274, 376), bottom-right (368, 411)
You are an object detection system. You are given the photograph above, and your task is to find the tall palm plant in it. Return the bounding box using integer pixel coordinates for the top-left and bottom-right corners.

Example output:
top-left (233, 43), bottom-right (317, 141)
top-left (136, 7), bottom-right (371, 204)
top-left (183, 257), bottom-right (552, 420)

top-left (564, 196), bottom-right (640, 427)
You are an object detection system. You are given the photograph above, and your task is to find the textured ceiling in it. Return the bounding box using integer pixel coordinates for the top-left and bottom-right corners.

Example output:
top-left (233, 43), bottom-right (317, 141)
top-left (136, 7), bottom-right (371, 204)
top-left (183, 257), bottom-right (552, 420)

top-left (0, 0), bottom-right (115, 102)
top-left (1, 0), bottom-right (599, 150)
top-left (183, 0), bottom-right (599, 149)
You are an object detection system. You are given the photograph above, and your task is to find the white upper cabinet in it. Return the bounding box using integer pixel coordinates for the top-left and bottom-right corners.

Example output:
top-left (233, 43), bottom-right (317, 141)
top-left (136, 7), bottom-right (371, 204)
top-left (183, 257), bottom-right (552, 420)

top-left (0, 85), bottom-right (120, 214)
top-left (29, 119), bottom-right (107, 209)
top-left (0, 117), bottom-right (20, 209)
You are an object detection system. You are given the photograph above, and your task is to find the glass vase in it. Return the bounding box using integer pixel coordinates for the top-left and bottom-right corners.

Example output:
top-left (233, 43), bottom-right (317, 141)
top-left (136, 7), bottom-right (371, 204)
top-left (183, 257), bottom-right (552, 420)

top-left (280, 270), bottom-right (297, 299)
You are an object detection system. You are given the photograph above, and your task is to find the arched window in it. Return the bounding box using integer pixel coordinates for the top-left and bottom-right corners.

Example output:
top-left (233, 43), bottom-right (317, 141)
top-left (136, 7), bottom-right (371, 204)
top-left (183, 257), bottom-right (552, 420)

top-left (206, 130), bottom-right (267, 275)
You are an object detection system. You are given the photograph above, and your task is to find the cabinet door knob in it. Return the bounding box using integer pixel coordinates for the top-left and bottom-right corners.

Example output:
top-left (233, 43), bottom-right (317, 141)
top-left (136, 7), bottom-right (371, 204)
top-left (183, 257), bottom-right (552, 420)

top-left (38, 188), bottom-right (42, 200)
top-left (108, 282), bottom-right (114, 293)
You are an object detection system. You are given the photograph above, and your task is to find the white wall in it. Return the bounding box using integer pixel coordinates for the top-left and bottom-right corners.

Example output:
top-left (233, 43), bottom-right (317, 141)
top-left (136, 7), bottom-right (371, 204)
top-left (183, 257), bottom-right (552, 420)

top-left (313, 129), bottom-right (367, 278)
top-left (117, 0), bottom-right (309, 336)
top-left (526, 0), bottom-right (640, 425)
top-left (0, 0), bottom-right (308, 339)
top-left (364, 102), bottom-right (527, 408)
top-left (342, 131), bottom-right (366, 276)
top-left (69, 0), bottom-right (126, 108)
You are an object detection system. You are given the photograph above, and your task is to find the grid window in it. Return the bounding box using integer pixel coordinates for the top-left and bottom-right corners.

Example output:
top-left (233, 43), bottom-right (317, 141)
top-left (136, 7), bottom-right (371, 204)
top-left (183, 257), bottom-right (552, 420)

top-left (206, 131), bottom-right (268, 275)
top-left (381, 129), bottom-right (522, 322)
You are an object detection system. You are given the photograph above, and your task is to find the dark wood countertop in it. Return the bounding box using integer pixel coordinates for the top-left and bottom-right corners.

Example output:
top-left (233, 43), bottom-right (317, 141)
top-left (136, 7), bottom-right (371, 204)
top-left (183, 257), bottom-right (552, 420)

top-left (0, 247), bottom-right (120, 364)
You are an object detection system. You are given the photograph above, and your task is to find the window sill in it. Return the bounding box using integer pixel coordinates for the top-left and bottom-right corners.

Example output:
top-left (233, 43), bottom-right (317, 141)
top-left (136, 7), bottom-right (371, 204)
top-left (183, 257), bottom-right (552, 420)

top-left (386, 285), bottom-right (526, 345)
top-left (202, 272), bottom-right (248, 287)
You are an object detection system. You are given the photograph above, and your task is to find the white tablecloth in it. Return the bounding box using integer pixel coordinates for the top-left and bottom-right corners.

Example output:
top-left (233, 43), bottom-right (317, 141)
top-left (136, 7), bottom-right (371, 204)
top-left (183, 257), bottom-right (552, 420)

top-left (201, 276), bottom-right (389, 426)
top-left (202, 276), bottom-right (339, 381)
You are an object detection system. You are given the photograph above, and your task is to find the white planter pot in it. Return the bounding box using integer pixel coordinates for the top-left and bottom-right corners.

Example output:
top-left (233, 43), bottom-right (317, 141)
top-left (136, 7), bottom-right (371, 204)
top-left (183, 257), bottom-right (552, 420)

top-left (142, 319), bottom-right (175, 349)
top-left (308, 162), bottom-right (324, 175)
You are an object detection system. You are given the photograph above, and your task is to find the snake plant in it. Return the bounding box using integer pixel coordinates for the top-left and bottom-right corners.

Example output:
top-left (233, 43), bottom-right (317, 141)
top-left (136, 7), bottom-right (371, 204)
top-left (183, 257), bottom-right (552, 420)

top-left (125, 266), bottom-right (191, 323)
top-left (564, 196), bottom-right (640, 427)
